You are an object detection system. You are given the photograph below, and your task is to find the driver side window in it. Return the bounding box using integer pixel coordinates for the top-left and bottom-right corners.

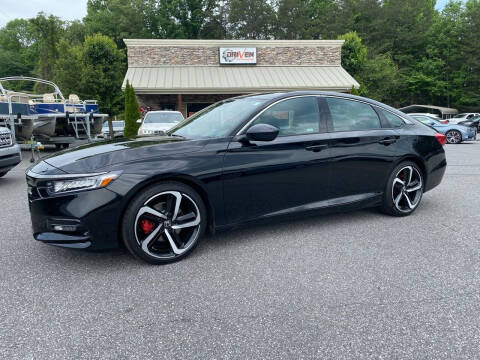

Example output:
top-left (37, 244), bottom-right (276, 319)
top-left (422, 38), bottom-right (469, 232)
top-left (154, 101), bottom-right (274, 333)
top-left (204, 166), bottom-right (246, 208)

top-left (250, 97), bottom-right (320, 136)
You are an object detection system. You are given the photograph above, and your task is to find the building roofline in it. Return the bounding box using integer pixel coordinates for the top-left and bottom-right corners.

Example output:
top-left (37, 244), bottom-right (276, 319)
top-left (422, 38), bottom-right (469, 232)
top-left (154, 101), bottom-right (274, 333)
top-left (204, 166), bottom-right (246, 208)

top-left (123, 39), bottom-right (345, 48)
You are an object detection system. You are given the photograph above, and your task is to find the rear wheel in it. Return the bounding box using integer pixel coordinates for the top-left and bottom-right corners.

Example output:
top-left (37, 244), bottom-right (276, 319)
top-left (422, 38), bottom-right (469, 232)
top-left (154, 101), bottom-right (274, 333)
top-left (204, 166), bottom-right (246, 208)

top-left (381, 162), bottom-right (423, 217)
top-left (446, 130), bottom-right (462, 144)
top-left (122, 182), bottom-right (206, 264)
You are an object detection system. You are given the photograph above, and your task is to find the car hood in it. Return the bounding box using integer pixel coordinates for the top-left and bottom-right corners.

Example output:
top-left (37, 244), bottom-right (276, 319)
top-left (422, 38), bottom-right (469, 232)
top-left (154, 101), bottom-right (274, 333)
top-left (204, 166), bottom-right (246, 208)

top-left (140, 123), bottom-right (176, 131)
top-left (38, 136), bottom-right (205, 174)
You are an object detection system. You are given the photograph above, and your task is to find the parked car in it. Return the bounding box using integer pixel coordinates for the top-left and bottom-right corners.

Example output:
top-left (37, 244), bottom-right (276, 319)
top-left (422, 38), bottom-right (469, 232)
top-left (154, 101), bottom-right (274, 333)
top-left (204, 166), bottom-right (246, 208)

top-left (26, 92), bottom-right (447, 264)
top-left (407, 112), bottom-right (449, 124)
top-left (448, 112), bottom-right (480, 124)
top-left (137, 111), bottom-right (184, 136)
top-left (410, 114), bottom-right (476, 143)
top-left (458, 115), bottom-right (480, 131)
top-left (0, 126), bottom-right (21, 177)
top-left (99, 120), bottom-right (125, 138)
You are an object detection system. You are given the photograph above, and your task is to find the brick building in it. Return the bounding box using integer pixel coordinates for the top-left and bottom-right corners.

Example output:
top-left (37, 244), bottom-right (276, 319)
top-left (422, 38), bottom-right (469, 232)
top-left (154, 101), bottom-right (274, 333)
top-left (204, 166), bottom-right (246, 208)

top-left (123, 39), bottom-right (359, 117)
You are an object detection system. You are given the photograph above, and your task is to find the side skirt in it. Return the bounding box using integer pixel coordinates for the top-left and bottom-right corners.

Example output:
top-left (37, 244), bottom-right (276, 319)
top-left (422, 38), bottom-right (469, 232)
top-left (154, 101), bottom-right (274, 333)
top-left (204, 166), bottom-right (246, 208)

top-left (216, 192), bottom-right (383, 232)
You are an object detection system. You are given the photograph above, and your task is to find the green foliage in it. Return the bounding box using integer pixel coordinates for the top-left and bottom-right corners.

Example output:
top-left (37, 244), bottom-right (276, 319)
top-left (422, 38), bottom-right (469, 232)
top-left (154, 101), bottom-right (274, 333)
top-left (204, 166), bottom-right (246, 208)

top-left (1, 0), bottom-right (480, 112)
top-left (338, 32), bottom-right (367, 77)
top-left (358, 53), bottom-right (401, 106)
top-left (54, 34), bottom-right (125, 115)
top-left (123, 80), bottom-right (141, 137)
top-left (29, 13), bottom-right (63, 91)
top-left (275, 0), bottom-right (311, 39)
top-left (228, 0), bottom-right (276, 39)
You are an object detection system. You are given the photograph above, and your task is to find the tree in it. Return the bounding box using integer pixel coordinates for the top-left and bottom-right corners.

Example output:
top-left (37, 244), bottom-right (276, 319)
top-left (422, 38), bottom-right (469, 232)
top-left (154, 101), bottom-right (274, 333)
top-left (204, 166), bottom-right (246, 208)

top-left (123, 80), bottom-right (141, 137)
top-left (84, 0), bottom-right (154, 48)
top-left (80, 34), bottom-right (126, 115)
top-left (275, 0), bottom-right (311, 39)
top-left (29, 13), bottom-right (64, 86)
top-left (459, 0), bottom-right (480, 110)
top-left (0, 19), bottom-right (37, 88)
top-left (53, 39), bottom-right (83, 97)
top-left (228, 0), bottom-right (276, 39)
top-left (338, 32), bottom-right (367, 77)
top-left (54, 34), bottom-right (126, 115)
top-left (358, 53), bottom-right (401, 106)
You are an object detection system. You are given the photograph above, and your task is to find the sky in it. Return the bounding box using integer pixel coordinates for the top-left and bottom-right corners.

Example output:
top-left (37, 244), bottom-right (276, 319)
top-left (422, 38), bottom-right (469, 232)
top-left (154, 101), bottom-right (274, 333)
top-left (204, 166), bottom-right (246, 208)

top-left (0, 0), bottom-right (457, 28)
top-left (0, 0), bottom-right (87, 27)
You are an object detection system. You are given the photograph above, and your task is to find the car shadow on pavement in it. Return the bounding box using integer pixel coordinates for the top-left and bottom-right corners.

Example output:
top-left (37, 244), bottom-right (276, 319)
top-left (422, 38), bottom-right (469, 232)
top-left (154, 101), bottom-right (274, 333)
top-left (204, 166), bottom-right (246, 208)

top-left (194, 208), bottom-right (381, 256)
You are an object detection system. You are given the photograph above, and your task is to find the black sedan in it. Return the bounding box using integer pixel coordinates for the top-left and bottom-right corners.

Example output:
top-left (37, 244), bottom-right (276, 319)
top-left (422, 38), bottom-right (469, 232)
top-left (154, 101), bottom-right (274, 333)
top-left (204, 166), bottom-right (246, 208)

top-left (26, 92), bottom-right (447, 264)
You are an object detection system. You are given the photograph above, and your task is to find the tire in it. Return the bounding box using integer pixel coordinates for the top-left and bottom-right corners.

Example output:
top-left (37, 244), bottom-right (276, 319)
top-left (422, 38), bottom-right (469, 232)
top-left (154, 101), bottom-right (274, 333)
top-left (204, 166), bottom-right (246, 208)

top-left (0, 171), bottom-right (7, 178)
top-left (381, 161), bottom-right (424, 217)
top-left (446, 130), bottom-right (462, 144)
top-left (122, 182), bottom-right (207, 264)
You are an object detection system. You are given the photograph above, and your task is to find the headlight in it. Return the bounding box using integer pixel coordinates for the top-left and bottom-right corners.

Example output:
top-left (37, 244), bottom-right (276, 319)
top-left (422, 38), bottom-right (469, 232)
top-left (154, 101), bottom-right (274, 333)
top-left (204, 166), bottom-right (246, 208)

top-left (47, 172), bottom-right (120, 195)
top-left (138, 129), bottom-right (152, 135)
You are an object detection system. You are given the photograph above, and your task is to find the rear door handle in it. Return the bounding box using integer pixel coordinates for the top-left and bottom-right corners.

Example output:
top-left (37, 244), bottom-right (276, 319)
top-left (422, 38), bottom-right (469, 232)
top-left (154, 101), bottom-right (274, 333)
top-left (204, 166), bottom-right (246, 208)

top-left (378, 137), bottom-right (397, 145)
top-left (305, 144), bottom-right (328, 152)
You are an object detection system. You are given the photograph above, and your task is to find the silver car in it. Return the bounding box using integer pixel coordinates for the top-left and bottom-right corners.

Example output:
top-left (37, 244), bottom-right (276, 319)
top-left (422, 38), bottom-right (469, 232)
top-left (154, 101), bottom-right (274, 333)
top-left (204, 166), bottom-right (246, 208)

top-left (0, 126), bottom-right (21, 177)
top-left (137, 111), bottom-right (184, 136)
top-left (99, 120), bottom-right (125, 138)
top-left (449, 113), bottom-right (480, 124)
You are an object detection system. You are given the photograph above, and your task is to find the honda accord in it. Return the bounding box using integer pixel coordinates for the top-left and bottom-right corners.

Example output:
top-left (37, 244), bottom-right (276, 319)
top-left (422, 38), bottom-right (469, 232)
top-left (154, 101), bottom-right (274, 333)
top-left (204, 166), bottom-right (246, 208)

top-left (26, 92), bottom-right (447, 264)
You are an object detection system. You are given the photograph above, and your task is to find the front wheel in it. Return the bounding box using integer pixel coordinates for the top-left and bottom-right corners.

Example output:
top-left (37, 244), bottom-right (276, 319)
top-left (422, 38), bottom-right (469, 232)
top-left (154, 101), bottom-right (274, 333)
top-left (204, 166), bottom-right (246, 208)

top-left (381, 162), bottom-right (424, 217)
top-left (446, 130), bottom-right (462, 144)
top-left (122, 182), bottom-right (207, 264)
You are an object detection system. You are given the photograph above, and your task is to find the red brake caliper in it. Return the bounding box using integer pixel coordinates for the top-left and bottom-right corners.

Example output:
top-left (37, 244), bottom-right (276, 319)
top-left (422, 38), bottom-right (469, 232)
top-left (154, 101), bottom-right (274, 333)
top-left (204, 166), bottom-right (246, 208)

top-left (140, 219), bottom-right (155, 234)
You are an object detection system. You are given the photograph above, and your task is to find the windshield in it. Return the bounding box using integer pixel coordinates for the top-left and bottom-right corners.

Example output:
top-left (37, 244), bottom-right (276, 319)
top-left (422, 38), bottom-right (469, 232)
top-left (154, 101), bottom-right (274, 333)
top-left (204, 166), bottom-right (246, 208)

top-left (453, 113), bottom-right (467, 118)
top-left (102, 121), bottom-right (124, 128)
top-left (170, 97), bottom-right (268, 139)
top-left (144, 112), bottom-right (183, 124)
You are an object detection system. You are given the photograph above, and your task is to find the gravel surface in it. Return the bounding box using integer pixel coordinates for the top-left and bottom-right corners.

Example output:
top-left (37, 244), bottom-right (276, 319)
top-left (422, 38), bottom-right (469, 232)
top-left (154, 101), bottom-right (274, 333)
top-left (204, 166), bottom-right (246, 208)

top-left (1, 143), bottom-right (480, 359)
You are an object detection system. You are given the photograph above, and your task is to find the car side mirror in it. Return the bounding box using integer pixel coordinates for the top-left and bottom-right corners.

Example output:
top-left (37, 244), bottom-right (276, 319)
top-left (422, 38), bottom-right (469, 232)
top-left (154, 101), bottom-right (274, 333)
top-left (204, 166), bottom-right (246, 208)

top-left (430, 122), bottom-right (436, 126)
top-left (245, 124), bottom-right (279, 142)
top-left (136, 119), bottom-right (142, 124)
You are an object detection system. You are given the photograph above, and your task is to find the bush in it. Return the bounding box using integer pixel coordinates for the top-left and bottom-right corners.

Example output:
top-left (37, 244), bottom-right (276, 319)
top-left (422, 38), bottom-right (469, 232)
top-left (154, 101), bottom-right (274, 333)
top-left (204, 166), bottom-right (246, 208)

top-left (123, 80), bottom-right (141, 137)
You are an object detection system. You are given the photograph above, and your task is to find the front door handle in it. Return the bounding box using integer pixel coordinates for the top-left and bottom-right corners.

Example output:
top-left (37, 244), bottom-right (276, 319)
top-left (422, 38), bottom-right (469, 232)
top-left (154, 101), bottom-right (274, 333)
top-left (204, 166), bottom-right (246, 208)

top-left (305, 144), bottom-right (328, 152)
top-left (378, 137), bottom-right (397, 145)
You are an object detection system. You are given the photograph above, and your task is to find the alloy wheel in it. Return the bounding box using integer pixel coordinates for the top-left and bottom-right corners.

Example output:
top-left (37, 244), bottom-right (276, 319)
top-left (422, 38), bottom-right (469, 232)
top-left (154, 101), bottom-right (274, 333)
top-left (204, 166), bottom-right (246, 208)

top-left (134, 191), bottom-right (201, 259)
top-left (391, 166), bottom-right (423, 213)
top-left (446, 130), bottom-right (461, 144)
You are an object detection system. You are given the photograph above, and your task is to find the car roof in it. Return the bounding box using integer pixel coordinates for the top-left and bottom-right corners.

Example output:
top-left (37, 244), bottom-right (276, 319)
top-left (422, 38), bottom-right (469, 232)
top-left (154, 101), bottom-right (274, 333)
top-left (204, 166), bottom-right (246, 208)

top-left (241, 91), bottom-right (409, 119)
top-left (146, 111), bottom-right (182, 114)
top-left (408, 112), bottom-right (439, 117)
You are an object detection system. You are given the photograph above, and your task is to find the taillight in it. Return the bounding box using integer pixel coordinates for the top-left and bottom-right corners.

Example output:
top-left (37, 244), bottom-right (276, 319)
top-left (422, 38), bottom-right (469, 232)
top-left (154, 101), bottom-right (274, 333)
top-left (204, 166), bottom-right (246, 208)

top-left (440, 120), bottom-right (448, 124)
top-left (435, 133), bottom-right (446, 146)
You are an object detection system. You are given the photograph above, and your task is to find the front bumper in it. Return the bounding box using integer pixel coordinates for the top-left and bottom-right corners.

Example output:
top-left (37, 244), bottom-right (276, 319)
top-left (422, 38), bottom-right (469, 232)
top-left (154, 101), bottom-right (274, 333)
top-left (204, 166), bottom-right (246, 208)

top-left (27, 185), bottom-right (124, 250)
top-left (0, 144), bottom-right (21, 172)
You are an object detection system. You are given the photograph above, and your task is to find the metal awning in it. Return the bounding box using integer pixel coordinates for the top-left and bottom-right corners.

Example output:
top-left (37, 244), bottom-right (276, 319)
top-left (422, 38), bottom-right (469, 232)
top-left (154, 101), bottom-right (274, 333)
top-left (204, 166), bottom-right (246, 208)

top-left (123, 65), bottom-right (359, 94)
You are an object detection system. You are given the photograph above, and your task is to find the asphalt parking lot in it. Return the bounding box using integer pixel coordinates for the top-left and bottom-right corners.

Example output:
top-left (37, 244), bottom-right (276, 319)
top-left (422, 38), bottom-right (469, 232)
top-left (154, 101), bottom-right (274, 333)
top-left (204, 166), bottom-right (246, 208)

top-left (1, 143), bottom-right (480, 359)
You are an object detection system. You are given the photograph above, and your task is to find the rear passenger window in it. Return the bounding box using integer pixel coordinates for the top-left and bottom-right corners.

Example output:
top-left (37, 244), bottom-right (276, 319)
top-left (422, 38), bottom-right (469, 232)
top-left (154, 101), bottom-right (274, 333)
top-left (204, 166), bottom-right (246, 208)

top-left (376, 108), bottom-right (405, 128)
top-left (251, 97), bottom-right (320, 136)
top-left (326, 98), bottom-right (381, 132)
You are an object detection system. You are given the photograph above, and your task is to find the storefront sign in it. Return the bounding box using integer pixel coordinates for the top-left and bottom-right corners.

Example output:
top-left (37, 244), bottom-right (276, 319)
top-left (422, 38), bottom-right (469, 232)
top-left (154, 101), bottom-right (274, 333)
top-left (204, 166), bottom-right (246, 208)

top-left (219, 48), bottom-right (257, 65)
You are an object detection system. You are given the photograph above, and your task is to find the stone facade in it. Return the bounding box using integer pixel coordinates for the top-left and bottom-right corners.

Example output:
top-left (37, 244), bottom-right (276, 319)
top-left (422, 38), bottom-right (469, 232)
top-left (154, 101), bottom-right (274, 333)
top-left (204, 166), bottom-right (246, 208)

top-left (125, 39), bottom-right (347, 116)
top-left (127, 45), bottom-right (341, 67)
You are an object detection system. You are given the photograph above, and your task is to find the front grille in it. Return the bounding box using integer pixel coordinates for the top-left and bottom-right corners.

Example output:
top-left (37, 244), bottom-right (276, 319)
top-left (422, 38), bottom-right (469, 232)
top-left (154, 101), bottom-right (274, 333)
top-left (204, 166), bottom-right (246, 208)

top-left (0, 133), bottom-right (12, 148)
